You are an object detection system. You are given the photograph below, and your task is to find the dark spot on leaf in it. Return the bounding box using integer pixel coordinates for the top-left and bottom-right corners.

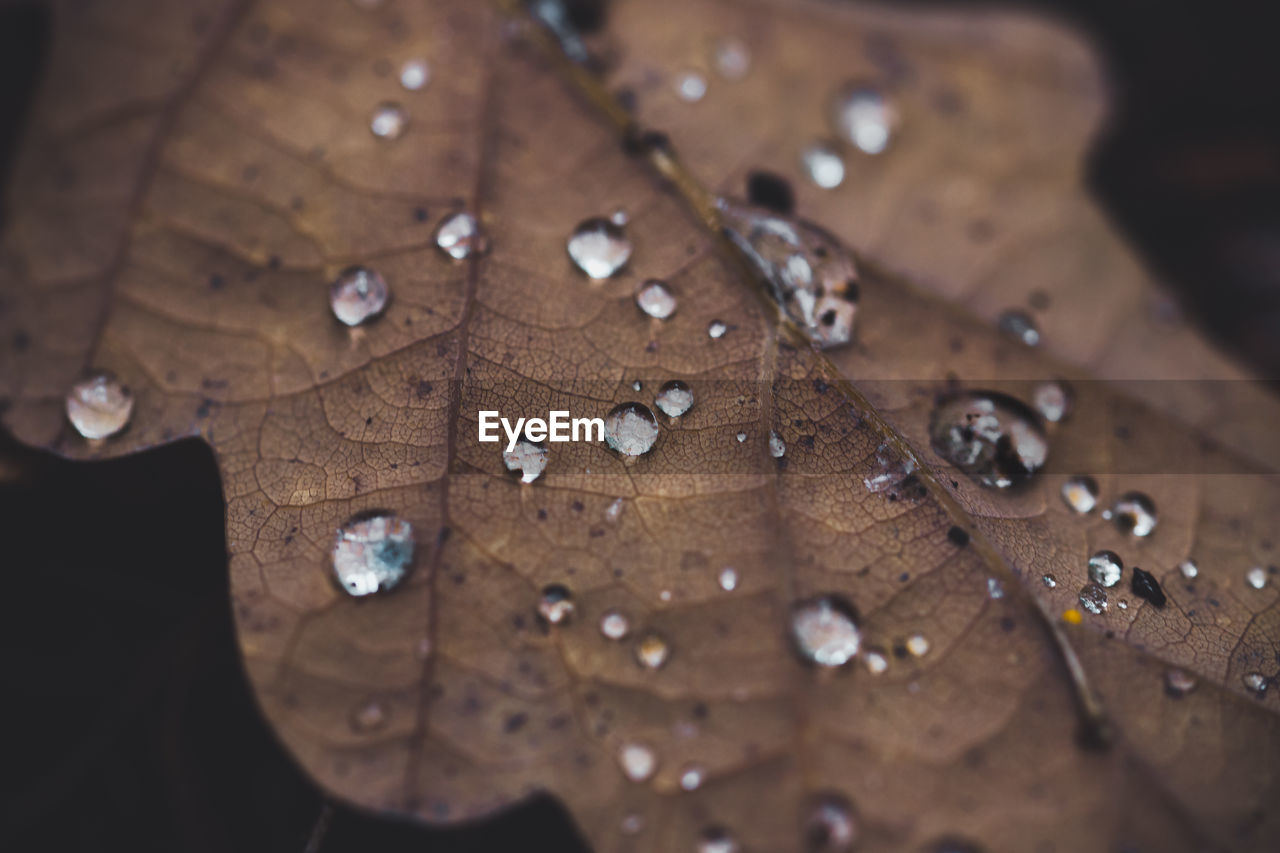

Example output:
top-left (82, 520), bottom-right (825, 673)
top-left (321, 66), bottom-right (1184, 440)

top-left (1130, 568), bottom-right (1166, 608)
top-left (746, 170), bottom-right (794, 215)
top-left (947, 526), bottom-right (969, 547)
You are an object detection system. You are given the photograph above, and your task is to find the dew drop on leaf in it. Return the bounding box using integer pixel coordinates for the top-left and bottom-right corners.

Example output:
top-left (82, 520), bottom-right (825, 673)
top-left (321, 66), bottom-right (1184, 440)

top-left (829, 83), bottom-right (896, 154)
top-left (620, 813), bottom-right (645, 835)
top-left (635, 632), bottom-right (671, 669)
top-left (600, 609), bottom-right (631, 640)
top-left (603, 402), bottom-right (659, 456)
top-left (986, 577), bottom-right (1004, 599)
top-left (708, 319), bottom-right (728, 338)
top-left (675, 71), bottom-right (708, 102)
top-left (929, 391), bottom-right (1048, 489)
top-left (435, 211), bottom-right (488, 260)
top-left (65, 372), bottom-right (133, 440)
top-left (1060, 475), bottom-right (1098, 513)
top-left (617, 742), bottom-right (657, 782)
top-left (369, 101), bottom-right (408, 139)
top-left (328, 266), bottom-right (389, 326)
top-left (567, 217), bottom-right (632, 278)
top-left (399, 58), bottom-right (430, 91)
top-left (697, 827), bottom-right (741, 853)
top-left (864, 650), bottom-right (888, 674)
top-left (712, 37), bottom-right (750, 80)
top-left (1246, 566), bottom-right (1268, 589)
top-left (1179, 559), bottom-right (1199, 579)
top-left (735, 432), bottom-right (747, 444)
top-left (905, 633), bottom-right (931, 657)
top-left (331, 512), bottom-right (415, 596)
top-left (1087, 550), bottom-right (1124, 588)
top-left (605, 497), bottom-right (625, 523)
top-left (718, 566), bottom-right (739, 591)
top-left (502, 437), bottom-right (547, 483)
top-left (1243, 672), bottom-right (1269, 697)
top-left (804, 793), bottom-right (857, 852)
top-left (680, 764), bottom-right (706, 791)
top-left (654, 380), bottom-right (694, 417)
top-left (349, 699), bottom-right (387, 733)
top-left (996, 308), bottom-right (1040, 346)
top-left (1078, 582), bottom-right (1108, 615)
top-left (1042, 574), bottom-right (1057, 588)
top-left (538, 583), bottom-right (575, 625)
top-left (1164, 668), bottom-right (1197, 698)
top-left (791, 595), bottom-right (861, 667)
top-left (1110, 491), bottom-right (1157, 537)
top-left (1032, 380), bottom-right (1073, 422)
top-left (635, 279), bottom-right (677, 319)
top-left (769, 430), bottom-right (787, 458)
top-left (800, 141), bottom-right (846, 189)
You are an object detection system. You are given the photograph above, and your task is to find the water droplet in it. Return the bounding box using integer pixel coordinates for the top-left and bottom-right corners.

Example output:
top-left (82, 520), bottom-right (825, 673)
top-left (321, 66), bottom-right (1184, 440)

top-left (791, 595), bottom-right (861, 667)
top-left (370, 102), bottom-right (408, 139)
top-left (502, 438), bottom-right (547, 483)
top-left (435, 211), bottom-right (489, 260)
top-left (632, 380), bottom-right (643, 392)
top-left (1164, 668), bottom-right (1196, 698)
top-left (905, 633), bottom-right (930, 657)
top-left (1060, 476), bottom-right (1099, 514)
top-left (654, 380), bottom-right (694, 418)
top-left (680, 764), bottom-right (706, 791)
top-left (1117, 598), bottom-right (1129, 610)
top-left (1111, 492), bottom-right (1157, 537)
top-left (697, 827), bottom-right (740, 853)
top-left (929, 391), bottom-right (1048, 489)
top-left (635, 632), bottom-right (670, 669)
top-left (1246, 566), bottom-right (1268, 590)
top-left (538, 584), bottom-right (574, 625)
top-left (1042, 574), bottom-right (1057, 588)
top-left (331, 512), bottom-right (416, 596)
top-left (399, 58), bottom-right (430, 90)
top-left (605, 497), bottom-right (626, 522)
top-left (830, 84), bottom-right (896, 154)
top-left (864, 650), bottom-right (888, 674)
top-left (600, 609), bottom-right (631, 640)
top-left (618, 742), bottom-right (657, 782)
top-left (350, 699), bottom-right (387, 733)
top-left (1130, 567), bottom-right (1166, 608)
top-left (997, 309), bottom-right (1040, 346)
top-left (621, 813), bottom-right (645, 835)
top-left (675, 71), bottom-right (707, 102)
top-left (718, 566), bottom-right (739, 591)
top-left (1078, 582), bottom-right (1108, 615)
top-left (717, 198), bottom-right (859, 348)
top-left (329, 266), bottom-right (390, 326)
top-left (1087, 550), bottom-right (1124, 588)
top-left (65, 372), bottom-right (134, 440)
top-left (735, 432), bottom-right (747, 444)
top-left (769, 431), bottom-right (787, 458)
top-left (712, 37), bottom-right (750, 80)
top-left (604, 402), bottom-right (659, 456)
top-left (863, 441), bottom-right (917, 494)
top-left (635, 279), bottom-right (677, 319)
top-left (610, 208), bottom-right (629, 226)
top-left (1179, 559), bottom-right (1199, 579)
top-left (800, 141), bottom-right (846, 189)
top-left (567, 217), bottom-right (632, 279)
top-left (1243, 672), bottom-right (1269, 696)
top-left (804, 794), bottom-right (857, 852)
top-left (707, 320), bottom-right (727, 339)
top-left (986, 577), bottom-right (1004, 599)
top-left (1033, 380), bottom-right (1073, 422)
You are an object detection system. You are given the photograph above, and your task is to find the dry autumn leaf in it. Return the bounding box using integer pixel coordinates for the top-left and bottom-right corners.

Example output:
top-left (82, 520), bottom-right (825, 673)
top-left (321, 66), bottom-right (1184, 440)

top-left (2, 0), bottom-right (1279, 851)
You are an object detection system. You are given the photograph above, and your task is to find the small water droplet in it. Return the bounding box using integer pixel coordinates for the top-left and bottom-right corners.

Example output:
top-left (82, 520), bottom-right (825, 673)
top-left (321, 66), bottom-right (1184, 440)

top-left (1060, 476), bottom-right (1098, 513)
top-left (675, 71), bottom-right (707, 102)
top-left (618, 742), bottom-right (657, 782)
top-left (718, 566), bottom-right (739, 591)
top-left (600, 609), bottom-right (631, 640)
top-left (1179, 559), bottom-right (1199, 579)
top-left (632, 380), bottom-right (643, 392)
top-left (1246, 566), bottom-right (1268, 590)
top-left (610, 207), bottom-right (629, 226)
top-left (804, 794), bottom-right (856, 852)
top-left (1117, 598), bottom-right (1129, 610)
top-left (830, 84), bottom-right (896, 154)
top-left (605, 497), bottom-right (625, 522)
top-left (1111, 492), bottom-right (1157, 537)
top-left (1087, 550), bottom-right (1124, 588)
top-left (864, 650), bottom-right (888, 674)
top-left (635, 632), bottom-right (670, 669)
top-left (697, 827), bottom-right (740, 853)
top-left (329, 266), bottom-right (390, 326)
top-left (635, 279), bottom-right (676, 319)
top-left (929, 391), bottom-right (1048, 489)
top-left (986, 577), bottom-right (1005, 599)
top-left (350, 699), bottom-right (387, 732)
top-left (538, 584), bottom-right (574, 625)
top-left (791, 595), bottom-right (861, 667)
top-left (370, 102), bottom-right (408, 139)
top-left (712, 37), bottom-right (750, 80)
top-left (621, 813), bottom-right (645, 835)
top-left (905, 633), bottom-right (930, 657)
top-left (1243, 672), bottom-right (1269, 696)
top-left (567, 217), bottom-right (632, 279)
top-left (331, 512), bottom-right (416, 596)
top-left (1042, 574), bottom-right (1057, 588)
top-left (680, 764), bottom-right (706, 791)
top-left (435, 211), bottom-right (489, 259)
top-left (997, 309), bottom-right (1040, 346)
top-left (654, 380), bottom-right (694, 418)
top-left (399, 58), bottom-right (430, 91)
top-left (800, 141), bottom-right (846, 189)
top-left (863, 442), bottom-right (917, 494)
top-left (1078, 582), bottom-right (1108, 615)
top-left (707, 320), bottom-right (727, 338)
top-left (604, 402), bottom-right (659, 456)
top-left (1164, 667), bottom-right (1197, 698)
top-left (735, 432), bottom-right (747, 444)
top-left (769, 431), bottom-right (787, 458)
top-left (503, 438), bottom-right (547, 483)
top-left (1033, 380), bottom-right (1073, 422)
top-left (65, 372), bottom-right (134, 439)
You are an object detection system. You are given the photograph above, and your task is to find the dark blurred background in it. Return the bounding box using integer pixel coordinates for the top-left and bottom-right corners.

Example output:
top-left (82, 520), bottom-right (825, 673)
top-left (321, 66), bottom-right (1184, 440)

top-left (1, 0), bottom-right (1277, 851)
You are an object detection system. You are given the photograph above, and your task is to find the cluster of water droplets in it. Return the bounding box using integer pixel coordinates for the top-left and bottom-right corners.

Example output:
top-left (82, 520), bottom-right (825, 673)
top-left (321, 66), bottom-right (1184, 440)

top-left (928, 391), bottom-right (1047, 489)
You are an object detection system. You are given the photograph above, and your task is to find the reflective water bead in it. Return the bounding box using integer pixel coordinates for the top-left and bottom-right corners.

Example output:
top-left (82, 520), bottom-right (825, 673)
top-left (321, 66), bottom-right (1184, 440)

top-left (503, 438), bottom-right (547, 483)
top-left (65, 372), bottom-right (134, 440)
top-left (349, 699), bottom-right (387, 733)
top-left (635, 279), bottom-right (677, 319)
top-left (1247, 566), bottom-right (1268, 590)
top-left (697, 827), bottom-right (740, 853)
top-left (997, 309), bottom-right (1040, 346)
top-left (331, 512), bottom-right (416, 596)
top-left (621, 814), bottom-right (645, 835)
top-left (618, 742), bottom-right (657, 782)
top-left (538, 584), bottom-right (575, 625)
top-left (800, 141), bottom-right (846, 190)
top-left (1042, 574), bottom-right (1057, 588)
top-left (712, 37), bottom-right (750, 80)
top-left (679, 764), bottom-right (706, 791)
top-left (708, 319), bottom-right (727, 339)
top-left (675, 71), bottom-right (707, 102)
top-left (600, 609), bottom-right (631, 640)
top-left (654, 380), bottom-right (694, 418)
top-left (399, 58), bottom-right (430, 91)
top-left (791, 595), bottom-right (861, 667)
top-left (735, 432), bottom-right (747, 444)
top-left (610, 208), bottom-right (629, 226)
top-left (605, 497), bottom-right (626, 522)
top-left (568, 217), bottom-right (632, 279)
top-left (864, 650), bottom-right (888, 674)
top-left (1078, 582), bottom-right (1108, 615)
top-left (1111, 492), bottom-right (1157, 537)
top-left (1087, 550), bottom-right (1124, 588)
top-left (370, 102), bottom-right (408, 139)
top-left (1243, 672), bottom-right (1269, 696)
top-left (1060, 476), bottom-right (1099, 513)
top-left (718, 566), bottom-right (739, 591)
top-left (435, 211), bottom-right (488, 259)
top-left (604, 402), bottom-right (659, 456)
top-left (830, 84), bottom-right (896, 154)
top-left (1033, 380), bottom-right (1073, 422)
top-left (905, 633), bottom-right (930, 657)
top-left (929, 391), bottom-right (1048, 489)
top-left (805, 794), bottom-right (856, 852)
top-left (329, 266), bottom-right (390, 326)
top-left (1179, 559), bottom-right (1199, 580)
top-left (632, 380), bottom-right (643, 392)
top-left (986, 577), bottom-right (1004, 599)
top-left (769, 430), bottom-right (787, 458)
top-left (635, 633), bottom-right (670, 669)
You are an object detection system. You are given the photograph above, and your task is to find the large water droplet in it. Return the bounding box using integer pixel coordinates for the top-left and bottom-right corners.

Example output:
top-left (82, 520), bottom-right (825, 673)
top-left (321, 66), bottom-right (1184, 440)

top-left (1087, 550), bottom-right (1123, 588)
top-left (697, 827), bottom-right (741, 853)
top-left (800, 141), bottom-right (846, 190)
top-left (1111, 492), bottom-right (1157, 537)
top-left (618, 742), bottom-right (657, 782)
top-left (635, 279), bottom-right (677, 319)
top-left (329, 266), bottom-right (389, 326)
top-left (435, 211), bottom-right (488, 260)
top-left (830, 84), bottom-right (896, 154)
top-left (717, 198), bottom-right (859, 348)
top-left (1060, 476), bottom-right (1098, 513)
top-left (791, 595), bottom-right (861, 667)
top-left (600, 609), bottom-right (631, 640)
top-left (65, 372), bottom-right (134, 440)
top-left (804, 794), bottom-right (856, 852)
top-left (635, 632), bottom-right (671, 669)
top-left (997, 309), bottom-right (1040, 346)
top-left (503, 438), bottom-right (547, 483)
top-left (568, 217), bottom-right (632, 279)
top-left (655, 380), bottom-right (694, 418)
top-left (929, 392), bottom-right (1047, 489)
top-left (1246, 566), bottom-right (1268, 590)
top-left (604, 402), bottom-right (659, 456)
top-left (1078, 582), bottom-right (1108, 615)
top-left (1164, 668), bottom-right (1196, 698)
top-left (370, 102), bottom-right (408, 139)
top-left (538, 584), bottom-right (575, 625)
top-left (769, 431), bottom-right (787, 458)
top-left (675, 71), bottom-right (708, 102)
top-left (331, 512), bottom-right (416, 596)
top-left (712, 37), bottom-right (750, 80)
top-left (1032, 380), bottom-right (1073, 422)
top-left (707, 319), bottom-right (727, 339)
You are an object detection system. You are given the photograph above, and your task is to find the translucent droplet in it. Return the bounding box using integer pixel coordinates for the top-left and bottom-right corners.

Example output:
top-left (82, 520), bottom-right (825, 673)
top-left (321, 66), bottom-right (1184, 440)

top-left (1179, 559), bottom-right (1199, 579)
top-left (680, 764), bottom-right (706, 791)
top-left (929, 391), bottom-right (1048, 489)
top-left (605, 497), bottom-right (626, 522)
top-left (997, 309), bottom-right (1040, 346)
top-left (1243, 672), bottom-right (1269, 696)
top-left (435, 211), bottom-right (489, 260)
top-left (636, 279), bottom-right (677, 319)
top-left (830, 84), bottom-right (896, 154)
top-left (718, 566), bottom-right (739, 591)
top-left (791, 595), bottom-right (861, 667)
top-left (864, 650), bottom-right (888, 674)
top-left (538, 584), bottom-right (574, 625)
top-left (1246, 566), bottom-right (1268, 590)
top-left (986, 577), bottom-right (1005, 600)
top-left (769, 431), bottom-right (787, 458)
top-left (600, 609), bottom-right (631, 640)
top-left (735, 432), bottom-right (747, 444)
top-left (1111, 492), bottom-right (1157, 537)
top-left (350, 699), bottom-right (387, 733)
top-left (863, 441), bottom-right (917, 494)
top-left (370, 102), bottom-right (408, 139)
top-left (1033, 380), bottom-right (1073, 422)
top-left (905, 633), bottom-right (930, 657)
top-left (717, 198), bottom-right (859, 348)
top-left (1117, 598), bottom-right (1129, 610)
top-left (1060, 476), bottom-right (1098, 514)
top-left (399, 58), bottom-right (430, 91)
top-left (1042, 573), bottom-right (1057, 588)
top-left (502, 438), bottom-right (547, 484)
top-left (1164, 668), bottom-right (1196, 698)
top-left (712, 37), bottom-right (750, 80)
top-left (610, 208), bottom-right (629, 226)
top-left (804, 794), bottom-right (856, 852)
top-left (604, 402), bottom-right (659, 456)
top-left (618, 742), bottom-right (657, 782)
top-left (329, 266), bottom-right (389, 326)
top-left (654, 380), bottom-right (694, 418)
top-left (567, 217), bottom-right (632, 279)
top-left (632, 380), bottom-right (643, 392)
top-left (621, 813), bottom-right (645, 835)
top-left (331, 512), bottom-right (416, 596)
top-left (65, 372), bottom-right (133, 440)
top-left (800, 141), bottom-right (846, 190)
top-left (1087, 550), bottom-right (1124, 588)
top-left (675, 71), bottom-right (707, 102)
top-left (697, 827), bottom-right (740, 853)
top-left (708, 320), bottom-right (727, 339)
top-left (1078, 582), bottom-right (1108, 615)
top-left (635, 632), bottom-right (670, 669)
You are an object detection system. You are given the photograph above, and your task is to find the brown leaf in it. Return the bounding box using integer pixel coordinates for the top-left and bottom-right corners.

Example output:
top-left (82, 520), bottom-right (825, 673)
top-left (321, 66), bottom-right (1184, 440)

top-left (2, 1), bottom-right (1279, 851)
